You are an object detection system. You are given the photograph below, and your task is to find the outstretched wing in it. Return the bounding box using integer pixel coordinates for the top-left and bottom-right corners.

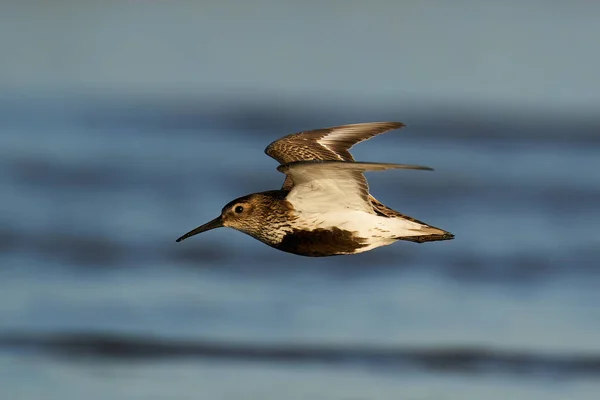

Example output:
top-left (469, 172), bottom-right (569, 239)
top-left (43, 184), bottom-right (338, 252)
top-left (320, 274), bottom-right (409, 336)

top-left (277, 161), bottom-right (432, 213)
top-left (265, 122), bottom-right (405, 190)
top-left (265, 121), bottom-right (405, 164)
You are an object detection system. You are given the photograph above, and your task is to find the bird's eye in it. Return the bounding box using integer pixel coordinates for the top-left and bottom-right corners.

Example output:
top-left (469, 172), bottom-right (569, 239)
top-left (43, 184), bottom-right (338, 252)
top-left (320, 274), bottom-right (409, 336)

top-left (234, 205), bottom-right (244, 214)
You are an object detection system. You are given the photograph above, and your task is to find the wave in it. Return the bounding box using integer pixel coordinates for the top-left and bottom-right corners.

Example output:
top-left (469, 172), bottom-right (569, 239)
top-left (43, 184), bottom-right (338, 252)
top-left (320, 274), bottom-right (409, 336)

top-left (2, 95), bottom-right (600, 144)
top-left (1, 331), bottom-right (599, 379)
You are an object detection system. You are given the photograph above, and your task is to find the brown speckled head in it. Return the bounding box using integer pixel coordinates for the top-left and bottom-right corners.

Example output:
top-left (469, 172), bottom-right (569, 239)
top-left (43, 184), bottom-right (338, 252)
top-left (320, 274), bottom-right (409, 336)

top-left (175, 190), bottom-right (294, 246)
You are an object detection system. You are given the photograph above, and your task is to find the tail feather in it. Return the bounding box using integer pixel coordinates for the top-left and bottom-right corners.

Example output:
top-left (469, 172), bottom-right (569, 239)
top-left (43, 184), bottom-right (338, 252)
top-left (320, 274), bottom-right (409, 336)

top-left (397, 230), bottom-right (455, 243)
top-left (369, 195), bottom-right (454, 243)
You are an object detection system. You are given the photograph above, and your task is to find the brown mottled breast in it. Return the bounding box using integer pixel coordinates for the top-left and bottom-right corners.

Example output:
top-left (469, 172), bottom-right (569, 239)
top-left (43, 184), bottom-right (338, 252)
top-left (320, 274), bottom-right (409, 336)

top-left (275, 227), bottom-right (368, 257)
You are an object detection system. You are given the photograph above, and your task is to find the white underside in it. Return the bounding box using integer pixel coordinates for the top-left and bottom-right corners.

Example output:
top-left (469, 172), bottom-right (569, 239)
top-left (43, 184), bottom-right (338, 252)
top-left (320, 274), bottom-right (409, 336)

top-left (292, 210), bottom-right (434, 253)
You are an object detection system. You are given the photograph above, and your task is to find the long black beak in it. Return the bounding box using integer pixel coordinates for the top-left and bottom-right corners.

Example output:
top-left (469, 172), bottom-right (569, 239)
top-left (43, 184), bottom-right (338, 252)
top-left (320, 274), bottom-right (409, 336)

top-left (175, 216), bottom-right (223, 242)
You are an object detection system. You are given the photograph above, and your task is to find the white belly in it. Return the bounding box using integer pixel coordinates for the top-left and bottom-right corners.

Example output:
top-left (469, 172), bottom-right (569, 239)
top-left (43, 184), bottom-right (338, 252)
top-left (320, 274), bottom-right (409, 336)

top-left (292, 210), bottom-right (427, 253)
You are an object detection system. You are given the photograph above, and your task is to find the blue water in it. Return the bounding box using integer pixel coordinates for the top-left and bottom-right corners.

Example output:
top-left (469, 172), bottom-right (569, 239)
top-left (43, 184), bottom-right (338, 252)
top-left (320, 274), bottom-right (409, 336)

top-left (1, 97), bottom-right (599, 399)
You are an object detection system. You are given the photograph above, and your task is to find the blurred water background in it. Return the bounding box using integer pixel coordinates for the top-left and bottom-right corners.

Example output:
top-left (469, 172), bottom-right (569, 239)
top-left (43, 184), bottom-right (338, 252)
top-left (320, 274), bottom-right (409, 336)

top-left (1, 2), bottom-right (600, 399)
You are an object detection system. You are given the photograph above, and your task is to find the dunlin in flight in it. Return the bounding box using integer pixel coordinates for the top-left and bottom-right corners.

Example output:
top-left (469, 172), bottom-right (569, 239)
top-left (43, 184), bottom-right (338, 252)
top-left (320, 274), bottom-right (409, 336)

top-left (176, 122), bottom-right (453, 256)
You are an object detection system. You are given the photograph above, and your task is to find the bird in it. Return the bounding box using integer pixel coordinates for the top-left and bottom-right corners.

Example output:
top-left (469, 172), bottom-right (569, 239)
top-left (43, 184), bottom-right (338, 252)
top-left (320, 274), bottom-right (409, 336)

top-left (176, 122), bottom-right (454, 257)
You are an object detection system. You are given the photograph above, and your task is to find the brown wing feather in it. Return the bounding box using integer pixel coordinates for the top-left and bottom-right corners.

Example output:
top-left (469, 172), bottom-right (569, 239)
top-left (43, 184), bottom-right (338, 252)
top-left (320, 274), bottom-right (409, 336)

top-left (265, 122), bottom-right (405, 190)
top-left (265, 122), bottom-right (405, 164)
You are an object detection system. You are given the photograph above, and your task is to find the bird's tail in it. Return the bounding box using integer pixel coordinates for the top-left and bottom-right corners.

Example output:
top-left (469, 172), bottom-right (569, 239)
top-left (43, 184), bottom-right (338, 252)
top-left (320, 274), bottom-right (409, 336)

top-left (387, 214), bottom-right (454, 243)
top-left (370, 195), bottom-right (454, 243)
top-left (396, 225), bottom-right (455, 243)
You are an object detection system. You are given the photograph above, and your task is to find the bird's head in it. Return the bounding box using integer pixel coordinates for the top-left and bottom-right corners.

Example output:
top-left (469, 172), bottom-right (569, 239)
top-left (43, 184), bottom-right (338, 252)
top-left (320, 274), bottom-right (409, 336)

top-left (175, 192), bottom-right (284, 243)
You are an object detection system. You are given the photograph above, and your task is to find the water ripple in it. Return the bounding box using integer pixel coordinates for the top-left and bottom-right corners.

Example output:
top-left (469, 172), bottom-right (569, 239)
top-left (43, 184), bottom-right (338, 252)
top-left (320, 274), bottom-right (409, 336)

top-left (2, 331), bottom-right (599, 379)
